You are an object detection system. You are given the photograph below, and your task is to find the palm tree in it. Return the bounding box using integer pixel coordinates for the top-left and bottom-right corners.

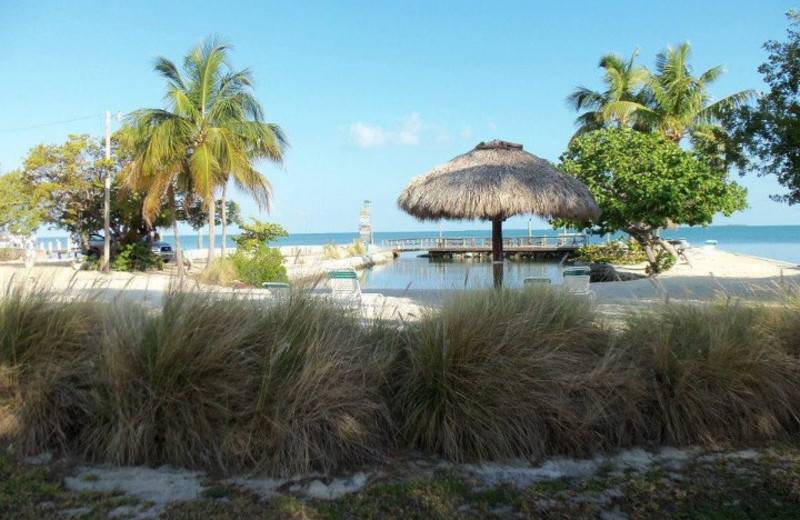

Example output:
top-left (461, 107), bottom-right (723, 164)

top-left (219, 122), bottom-right (285, 257)
top-left (566, 50), bottom-right (650, 137)
top-left (569, 43), bottom-right (754, 147)
top-left (639, 42), bottom-right (755, 144)
top-left (123, 39), bottom-right (287, 269)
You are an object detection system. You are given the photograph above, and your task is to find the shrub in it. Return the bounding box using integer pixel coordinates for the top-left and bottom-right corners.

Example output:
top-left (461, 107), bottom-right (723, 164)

top-left (197, 257), bottom-right (239, 287)
top-left (323, 243), bottom-right (341, 260)
top-left (646, 250), bottom-right (677, 275)
top-left (618, 301), bottom-right (800, 445)
top-left (110, 243), bottom-right (163, 272)
top-left (227, 219), bottom-right (288, 286)
top-left (0, 248), bottom-right (22, 262)
top-left (229, 245), bottom-right (287, 286)
top-left (346, 240), bottom-right (366, 257)
top-left (391, 287), bottom-right (623, 461)
top-left (575, 240), bottom-right (646, 265)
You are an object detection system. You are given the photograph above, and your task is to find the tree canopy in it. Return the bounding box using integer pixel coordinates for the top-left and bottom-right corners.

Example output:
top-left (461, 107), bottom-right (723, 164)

top-left (0, 171), bottom-right (41, 235)
top-left (559, 128), bottom-right (747, 265)
top-left (568, 43), bottom-right (753, 153)
top-left (725, 10), bottom-right (800, 204)
top-left (20, 134), bottom-right (167, 245)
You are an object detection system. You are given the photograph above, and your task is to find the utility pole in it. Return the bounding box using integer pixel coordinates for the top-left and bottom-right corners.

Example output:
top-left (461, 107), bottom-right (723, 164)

top-left (100, 110), bottom-right (121, 273)
top-left (101, 111), bottom-right (112, 273)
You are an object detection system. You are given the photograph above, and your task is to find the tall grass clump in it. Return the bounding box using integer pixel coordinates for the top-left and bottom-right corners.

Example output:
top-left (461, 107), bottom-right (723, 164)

top-left (238, 295), bottom-right (393, 475)
top-left (84, 293), bottom-right (265, 470)
top-left (0, 283), bottom-right (104, 455)
top-left (391, 286), bottom-right (627, 462)
top-left (80, 290), bottom-right (391, 475)
top-left (619, 301), bottom-right (800, 445)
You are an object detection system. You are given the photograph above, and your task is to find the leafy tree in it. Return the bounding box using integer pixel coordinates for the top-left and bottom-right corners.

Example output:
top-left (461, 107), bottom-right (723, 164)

top-left (21, 134), bottom-right (166, 249)
top-left (231, 218), bottom-right (288, 248)
top-left (123, 38), bottom-right (287, 273)
top-left (725, 10), bottom-right (800, 204)
top-left (0, 171), bottom-right (42, 235)
top-left (558, 128), bottom-right (747, 271)
top-left (567, 50), bottom-right (650, 137)
top-left (229, 218), bottom-right (288, 284)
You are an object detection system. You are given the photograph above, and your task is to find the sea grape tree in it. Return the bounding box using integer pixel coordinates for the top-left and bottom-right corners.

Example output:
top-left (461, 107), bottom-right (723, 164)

top-left (558, 128), bottom-right (747, 270)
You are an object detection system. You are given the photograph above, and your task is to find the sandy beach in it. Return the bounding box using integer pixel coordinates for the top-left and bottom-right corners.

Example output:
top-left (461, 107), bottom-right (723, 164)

top-left (1, 248), bottom-right (798, 322)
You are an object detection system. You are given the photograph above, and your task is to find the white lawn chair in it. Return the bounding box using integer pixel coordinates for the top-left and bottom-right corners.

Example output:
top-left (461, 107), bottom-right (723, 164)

top-left (328, 269), bottom-right (362, 308)
top-left (562, 266), bottom-right (595, 298)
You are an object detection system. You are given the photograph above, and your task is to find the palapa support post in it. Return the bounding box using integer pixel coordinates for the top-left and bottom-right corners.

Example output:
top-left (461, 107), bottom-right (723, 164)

top-left (492, 218), bottom-right (504, 288)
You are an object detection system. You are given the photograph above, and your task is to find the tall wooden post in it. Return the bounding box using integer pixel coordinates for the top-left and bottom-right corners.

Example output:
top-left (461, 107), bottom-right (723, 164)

top-left (492, 218), bottom-right (504, 287)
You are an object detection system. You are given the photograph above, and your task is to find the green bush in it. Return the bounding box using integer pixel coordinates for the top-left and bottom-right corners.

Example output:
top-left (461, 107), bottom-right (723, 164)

top-left (227, 219), bottom-right (288, 286)
top-left (110, 243), bottom-right (163, 272)
top-left (575, 240), bottom-right (646, 265)
top-left (229, 245), bottom-right (287, 286)
top-left (651, 250), bottom-right (677, 274)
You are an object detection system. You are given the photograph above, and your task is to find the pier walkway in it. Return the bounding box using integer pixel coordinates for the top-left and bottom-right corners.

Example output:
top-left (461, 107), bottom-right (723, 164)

top-left (383, 234), bottom-right (588, 258)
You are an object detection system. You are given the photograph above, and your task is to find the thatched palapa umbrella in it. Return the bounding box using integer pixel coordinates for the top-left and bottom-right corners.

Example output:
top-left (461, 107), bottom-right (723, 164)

top-left (398, 140), bottom-right (601, 287)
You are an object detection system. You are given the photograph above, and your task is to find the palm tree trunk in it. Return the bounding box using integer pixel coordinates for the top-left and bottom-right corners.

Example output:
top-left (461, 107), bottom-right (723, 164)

top-left (221, 182), bottom-right (228, 258)
top-left (198, 228), bottom-right (202, 250)
top-left (206, 197), bottom-right (216, 266)
top-left (168, 185), bottom-right (185, 278)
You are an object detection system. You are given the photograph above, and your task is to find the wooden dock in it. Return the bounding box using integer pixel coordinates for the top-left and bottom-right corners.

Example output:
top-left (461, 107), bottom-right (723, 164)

top-left (383, 234), bottom-right (587, 258)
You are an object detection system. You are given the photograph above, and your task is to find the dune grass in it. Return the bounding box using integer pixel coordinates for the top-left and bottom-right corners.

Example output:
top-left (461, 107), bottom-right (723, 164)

top-left (618, 300), bottom-right (800, 445)
top-left (391, 286), bottom-right (625, 461)
top-left (2, 282), bottom-right (800, 475)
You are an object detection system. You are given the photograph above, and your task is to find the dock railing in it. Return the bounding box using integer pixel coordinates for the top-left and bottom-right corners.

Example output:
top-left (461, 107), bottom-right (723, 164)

top-left (383, 234), bottom-right (587, 252)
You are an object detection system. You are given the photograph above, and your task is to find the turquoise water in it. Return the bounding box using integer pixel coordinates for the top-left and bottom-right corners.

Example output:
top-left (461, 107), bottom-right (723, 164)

top-left (38, 225), bottom-right (800, 263)
top-left (139, 225), bottom-right (800, 260)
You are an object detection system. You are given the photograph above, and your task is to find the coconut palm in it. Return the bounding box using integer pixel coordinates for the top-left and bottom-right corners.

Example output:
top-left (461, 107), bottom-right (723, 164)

top-left (566, 50), bottom-right (650, 138)
top-left (639, 42), bottom-right (755, 143)
top-left (123, 39), bottom-right (287, 269)
top-left (219, 124), bottom-right (285, 257)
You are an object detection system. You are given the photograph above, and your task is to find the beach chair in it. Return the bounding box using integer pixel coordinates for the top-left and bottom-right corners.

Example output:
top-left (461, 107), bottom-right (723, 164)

top-left (562, 266), bottom-right (595, 298)
top-left (327, 269), bottom-right (362, 307)
top-left (523, 277), bottom-right (552, 285)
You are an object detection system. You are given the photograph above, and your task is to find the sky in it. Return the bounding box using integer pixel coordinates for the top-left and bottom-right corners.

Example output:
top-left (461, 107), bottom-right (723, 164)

top-left (0, 0), bottom-right (797, 235)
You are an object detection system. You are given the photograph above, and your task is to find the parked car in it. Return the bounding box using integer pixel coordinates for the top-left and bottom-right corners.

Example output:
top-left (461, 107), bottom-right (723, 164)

top-left (82, 234), bottom-right (176, 263)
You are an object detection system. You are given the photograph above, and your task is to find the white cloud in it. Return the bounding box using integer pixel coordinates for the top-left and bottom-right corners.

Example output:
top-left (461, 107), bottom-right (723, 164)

top-left (459, 125), bottom-right (473, 141)
top-left (350, 122), bottom-right (389, 148)
top-left (348, 112), bottom-right (437, 149)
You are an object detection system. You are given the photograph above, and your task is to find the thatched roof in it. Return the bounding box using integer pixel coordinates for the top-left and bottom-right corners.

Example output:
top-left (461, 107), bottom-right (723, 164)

top-left (398, 140), bottom-right (601, 222)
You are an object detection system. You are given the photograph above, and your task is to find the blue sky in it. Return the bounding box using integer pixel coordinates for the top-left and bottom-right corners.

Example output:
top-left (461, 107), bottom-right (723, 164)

top-left (0, 1), bottom-right (796, 235)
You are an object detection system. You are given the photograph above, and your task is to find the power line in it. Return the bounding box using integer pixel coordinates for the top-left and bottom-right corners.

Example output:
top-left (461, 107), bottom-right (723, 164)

top-left (0, 114), bottom-right (104, 134)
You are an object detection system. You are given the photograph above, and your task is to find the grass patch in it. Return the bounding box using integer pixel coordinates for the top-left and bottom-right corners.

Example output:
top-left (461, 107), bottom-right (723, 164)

top-left (619, 301), bottom-right (800, 445)
top-left (391, 286), bottom-right (626, 461)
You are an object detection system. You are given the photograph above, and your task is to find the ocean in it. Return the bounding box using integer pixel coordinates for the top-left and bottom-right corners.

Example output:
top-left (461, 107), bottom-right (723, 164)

top-left (180, 225), bottom-right (800, 263)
